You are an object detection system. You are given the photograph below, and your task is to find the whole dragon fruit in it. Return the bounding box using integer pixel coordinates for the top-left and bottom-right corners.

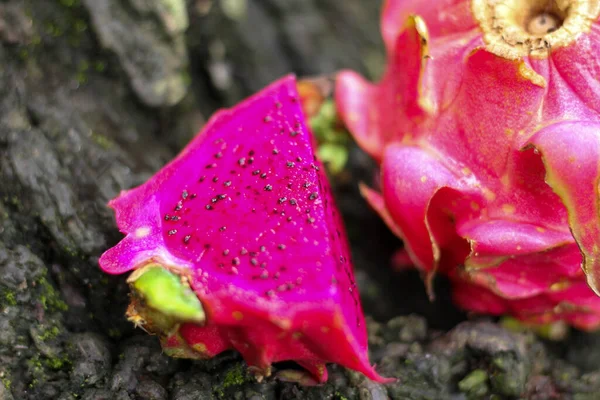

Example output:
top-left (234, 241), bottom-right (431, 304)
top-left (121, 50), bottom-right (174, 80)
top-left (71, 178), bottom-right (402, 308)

top-left (336, 0), bottom-right (600, 329)
top-left (99, 76), bottom-right (390, 383)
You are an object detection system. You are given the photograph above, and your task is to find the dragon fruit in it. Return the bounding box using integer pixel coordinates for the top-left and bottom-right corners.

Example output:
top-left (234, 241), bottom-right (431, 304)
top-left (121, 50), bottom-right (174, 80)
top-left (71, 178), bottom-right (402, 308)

top-left (336, 0), bottom-right (600, 329)
top-left (99, 75), bottom-right (389, 383)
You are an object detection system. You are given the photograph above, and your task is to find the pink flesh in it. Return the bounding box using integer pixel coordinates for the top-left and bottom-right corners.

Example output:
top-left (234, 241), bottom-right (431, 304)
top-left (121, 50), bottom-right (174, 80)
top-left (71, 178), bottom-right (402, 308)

top-left (336, 0), bottom-right (600, 329)
top-left (99, 75), bottom-right (390, 382)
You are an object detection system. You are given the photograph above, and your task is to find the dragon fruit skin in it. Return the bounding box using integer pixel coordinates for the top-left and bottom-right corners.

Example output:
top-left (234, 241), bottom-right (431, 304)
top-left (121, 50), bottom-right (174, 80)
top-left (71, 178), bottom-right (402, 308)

top-left (99, 75), bottom-right (391, 383)
top-left (336, 0), bottom-right (600, 329)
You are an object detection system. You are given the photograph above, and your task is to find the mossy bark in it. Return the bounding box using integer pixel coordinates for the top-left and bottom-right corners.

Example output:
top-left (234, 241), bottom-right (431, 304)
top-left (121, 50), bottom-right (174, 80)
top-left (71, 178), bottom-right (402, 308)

top-left (1, 1), bottom-right (600, 399)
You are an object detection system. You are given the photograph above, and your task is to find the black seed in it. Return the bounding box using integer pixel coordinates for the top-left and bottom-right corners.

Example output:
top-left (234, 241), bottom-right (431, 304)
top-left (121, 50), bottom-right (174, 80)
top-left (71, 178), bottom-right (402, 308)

top-left (287, 216), bottom-right (292, 222)
top-left (264, 116), bottom-right (272, 123)
top-left (219, 226), bottom-right (226, 232)
top-left (172, 216), bottom-right (180, 221)
top-left (272, 149), bottom-right (279, 155)
top-left (211, 197), bottom-right (218, 203)
top-left (260, 173), bottom-right (267, 179)
top-left (275, 101), bottom-right (282, 109)
top-left (290, 130), bottom-right (299, 137)
top-left (218, 194), bottom-right (227, 200)
top-left (164, 214), bottom-right (171, 221)
top-left (206, 163), bottom-right (217, 169)
top-left (250, 258), bottom-right (258, 266)
top-left (303, 182), bottom-right (310, 188)
top-left (168, 229), bottom-right (177, 236)
top-left (266, 290), bottom-right (275, 297)
top-left (190, 194), bottom-right (197, 199)
top-left (182, 190), bottom-right (189, 199)
top-left (249, 150), bottom-right (255, 156)
top-left (307, 217), bottom-right (315, 224)
top-left (260, 246), bottom-right (266, 252)
top-left (238, 157), bottom-right (246, 166)
top-left (264, 184), bottom-right (273, 191)
top-left (215, 152), bottom-right (223, 159)
top-left (309, 192), bottom-right (318, 200)
top-left (223, 249), bottom-right (230, 256)
top-left (289, 199), bottom-right (297, 206)
top-left (213, 176), bottom-right (219, 182)
top-left (248, 157), bottom-right (254, 164)
top-left (232, 257), bottom-right (240, 266)
top-left (175, 201), bottom-right (183, 211)
top-left (296, 156), bottom-right (303, 162)
top-left (183, 235), bottom-right (191, 244)
top-left (286, 161), bottom-right (294, 168)
top-left (278, 244), bottom-right (286, 250)
top-left (252, 169), bottom-right (261, 175)
top-left (240, 248), bottom-right (248, 255)
top-left (206, 205), bottom-right (213, 210)
top-left (224, 180), bottom-right (232, 187)
top-left (278, 197), bottom-right (287, 204)
top-left (260, 270), bottom-right (269, 279)
top-left (260, 262), bottom-right (267, 268)
top-left (199, 176), bottom-right (206, 182)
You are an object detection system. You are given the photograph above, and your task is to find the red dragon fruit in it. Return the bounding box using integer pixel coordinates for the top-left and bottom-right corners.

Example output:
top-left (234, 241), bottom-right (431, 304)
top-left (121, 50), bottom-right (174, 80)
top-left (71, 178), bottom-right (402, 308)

top-left (99, 75), bottom-right (390, 383)
top-left (336, 0), bottom-right (600, 330)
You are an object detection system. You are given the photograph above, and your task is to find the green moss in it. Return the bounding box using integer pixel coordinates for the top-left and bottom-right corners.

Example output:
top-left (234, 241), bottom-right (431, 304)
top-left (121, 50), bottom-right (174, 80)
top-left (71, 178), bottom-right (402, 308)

top-left (37, 275), bottom-right (69, 312)
top-left (91, 132), bottom-right (115, 150)
top-left (2, 291), bottom-right (17, 307)
top-left (458, 369), bottom-right (489, 399)
top-left (222, 364), bottom-right (246, 388)
top-left (76, 71), bottom-right (87, 85)
top-left (1, 375), bottom-right (11, 390)
top-left (26, 351), bottom-right (72, 389)
top-left (38, 325), bottom-right (60, 341)
top-left (27, 355), bottom-right (45, 388)
top-left (74, 19), bottom-right (87, 33)
top-left (334, 392), bottom-right (349, 400)
top-left (214, 364), bottom-right (251, 398)
top-left (94, 61), bottom-right (106, 72)
top-left (45, 21), bottom-right (64, 37)
top-left (45, 355), bottom-right (71, 371)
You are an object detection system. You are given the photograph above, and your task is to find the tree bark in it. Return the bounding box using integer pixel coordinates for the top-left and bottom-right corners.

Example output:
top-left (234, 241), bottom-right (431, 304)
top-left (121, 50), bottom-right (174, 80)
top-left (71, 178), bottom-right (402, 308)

top-left (1, 1), bottom-right (599, 399)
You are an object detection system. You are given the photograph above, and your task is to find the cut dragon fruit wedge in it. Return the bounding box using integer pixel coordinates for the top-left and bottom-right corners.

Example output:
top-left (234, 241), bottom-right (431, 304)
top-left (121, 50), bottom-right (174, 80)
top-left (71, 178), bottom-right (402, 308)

top-left (336, 0), bottom-right (600, 329)
top-left (99, 75), bottom-right (390, 383)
